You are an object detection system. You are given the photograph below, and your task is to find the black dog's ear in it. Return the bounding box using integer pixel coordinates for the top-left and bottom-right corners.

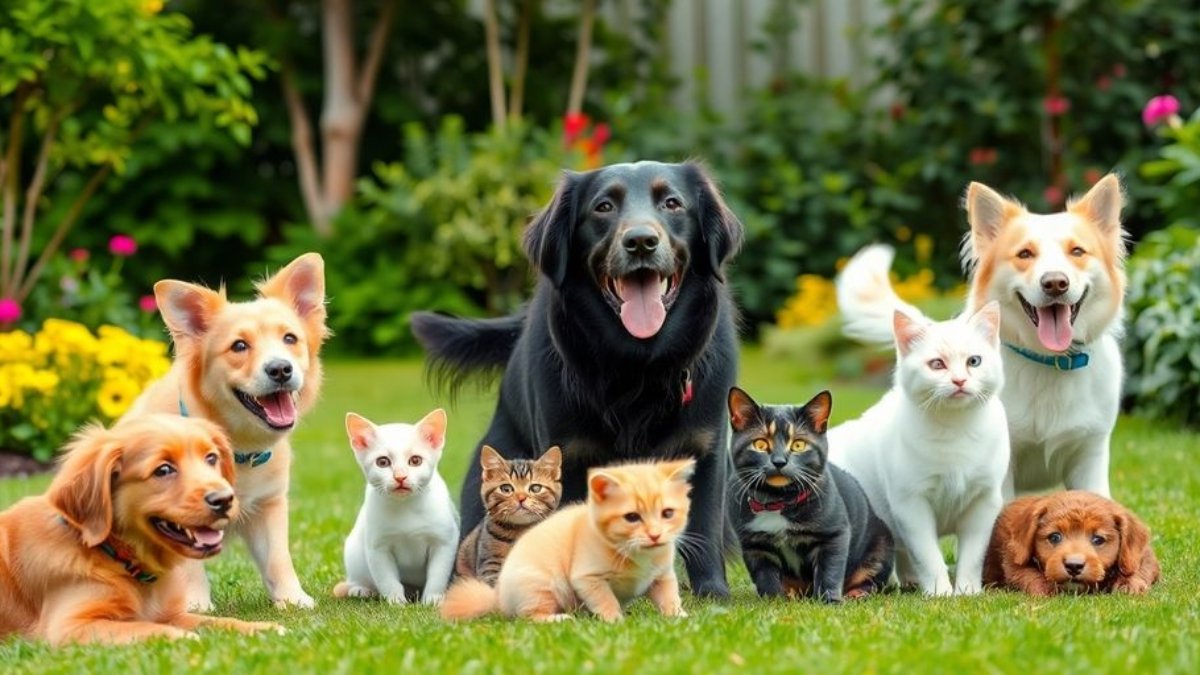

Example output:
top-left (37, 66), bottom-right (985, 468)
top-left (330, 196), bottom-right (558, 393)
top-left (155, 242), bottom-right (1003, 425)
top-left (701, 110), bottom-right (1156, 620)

top-left (688, 162), bottom-right (744, 282)
top-left (524, 172), bottom-right (582, 288)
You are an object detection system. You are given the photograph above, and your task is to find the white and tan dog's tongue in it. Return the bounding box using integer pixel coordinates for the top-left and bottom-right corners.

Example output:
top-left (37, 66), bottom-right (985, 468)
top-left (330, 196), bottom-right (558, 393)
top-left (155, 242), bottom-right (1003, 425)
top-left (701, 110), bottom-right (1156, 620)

top-left (1036, 304), bottom-right (1073, 352)
top-left (617, 274), bottom-right (666, 339)
top-left (259, 392), bottom-right (297, 426)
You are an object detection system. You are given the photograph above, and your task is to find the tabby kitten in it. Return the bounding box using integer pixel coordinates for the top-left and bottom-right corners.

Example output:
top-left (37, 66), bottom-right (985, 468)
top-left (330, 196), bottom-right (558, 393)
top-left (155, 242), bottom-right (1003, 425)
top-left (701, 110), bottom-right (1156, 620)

top-left (441, 459), bottom-right (694, 622)
top-left (455, 445), bottom-right (563, 584)
top-left (729, 387), bottom-right (893, 603)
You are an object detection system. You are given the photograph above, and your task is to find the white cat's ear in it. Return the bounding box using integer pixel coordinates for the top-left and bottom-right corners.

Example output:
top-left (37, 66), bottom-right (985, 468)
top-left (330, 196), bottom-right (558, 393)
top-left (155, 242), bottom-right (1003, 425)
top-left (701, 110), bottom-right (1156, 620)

top-left (588, 470), bottom-right (623, 502)
top-left (892, 310), bottom-right (926, 356)
top-left (727, 387), bottom-right (760, 432)
top-left (417, 408), bottom-right (448, 452)
top-left (969, 301), bottom-right (1002, 346)
top-left (1068, 173), bottom-right (1124, 237)
top-left (537, 446), bottom-right (563, 479)
top-left (345, 412), bottom-right (376, 453)
top-left (480, 445), bottom-right (507, 474)
top-left (659, 458), bottom-right (696, 485)
top-left (803, 390), bottom-right (833, 434)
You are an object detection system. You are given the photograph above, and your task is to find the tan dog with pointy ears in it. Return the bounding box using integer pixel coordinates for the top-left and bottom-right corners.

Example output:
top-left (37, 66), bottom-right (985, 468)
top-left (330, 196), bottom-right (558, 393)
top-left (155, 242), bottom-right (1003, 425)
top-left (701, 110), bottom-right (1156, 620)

top-left (125, 253), bottom-right (329, 610)
top-left (0, 415), bottom-right (283, 645)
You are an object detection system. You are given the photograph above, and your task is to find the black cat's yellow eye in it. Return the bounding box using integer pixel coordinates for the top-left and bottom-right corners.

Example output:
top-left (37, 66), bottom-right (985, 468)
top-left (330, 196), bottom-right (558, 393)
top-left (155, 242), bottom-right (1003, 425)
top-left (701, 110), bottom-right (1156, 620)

top-left (623, 512), bottom-right (642, 523)
top-left (790, 440), bottom-right (807, 452)
top-left (752, 439), bottom-right (770, 452)
top-left (529, 484), bottom-right (543, 493)
top-left (499, 484), bottom-right (514, 494)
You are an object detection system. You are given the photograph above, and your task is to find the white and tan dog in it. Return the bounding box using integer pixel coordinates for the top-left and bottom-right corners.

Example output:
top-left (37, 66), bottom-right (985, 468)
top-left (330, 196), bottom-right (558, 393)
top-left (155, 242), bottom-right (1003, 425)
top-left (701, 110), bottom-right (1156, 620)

top-left (126, 253), bottom-right (329, 610)
top-left (838, 176), bottom-right (1126, 499)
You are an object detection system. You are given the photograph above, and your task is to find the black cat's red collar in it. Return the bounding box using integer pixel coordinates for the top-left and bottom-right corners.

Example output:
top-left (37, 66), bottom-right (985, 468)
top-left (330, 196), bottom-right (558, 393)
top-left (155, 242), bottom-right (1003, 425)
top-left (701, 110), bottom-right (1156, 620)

top-left (749, 490), bottom-right (811, 513)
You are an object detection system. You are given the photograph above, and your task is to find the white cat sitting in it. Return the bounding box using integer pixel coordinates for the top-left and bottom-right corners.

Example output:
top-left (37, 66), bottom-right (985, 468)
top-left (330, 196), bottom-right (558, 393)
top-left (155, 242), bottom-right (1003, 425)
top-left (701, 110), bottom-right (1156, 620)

top-left (334, 409), bottom-right (459, 605)
top-left (830, 253), bottom-right (1009, 596)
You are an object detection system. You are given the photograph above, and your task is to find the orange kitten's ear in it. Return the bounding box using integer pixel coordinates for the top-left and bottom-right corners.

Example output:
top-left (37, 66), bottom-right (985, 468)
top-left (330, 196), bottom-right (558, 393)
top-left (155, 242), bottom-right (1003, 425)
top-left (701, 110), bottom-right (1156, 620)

top-left (893, 310), bottom-right (925, 356)
top-left (345, 413), bottom-right (376, 453)
top-left (728, 387), bottom-right (760, 432)
top-left (803, 390), bottom-right (833, 434)
top-left (588, 469), bottom-right (623, 503)
top-left (659, 459), bottom-right (696, 485)
top-left (480, 445), bottom-right (507, 475)
top-left (417, 408), bottom-right (448, 452)
top-left (536, 446), bottom-right (563, 480)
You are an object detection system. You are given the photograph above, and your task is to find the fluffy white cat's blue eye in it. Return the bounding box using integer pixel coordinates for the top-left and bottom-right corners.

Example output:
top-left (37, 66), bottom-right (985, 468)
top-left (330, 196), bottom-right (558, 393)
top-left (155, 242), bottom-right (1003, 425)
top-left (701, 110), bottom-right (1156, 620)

top-left (967, 355), bottom-right (982, 367)
top-left (928, 358), bottom-right (947, 370)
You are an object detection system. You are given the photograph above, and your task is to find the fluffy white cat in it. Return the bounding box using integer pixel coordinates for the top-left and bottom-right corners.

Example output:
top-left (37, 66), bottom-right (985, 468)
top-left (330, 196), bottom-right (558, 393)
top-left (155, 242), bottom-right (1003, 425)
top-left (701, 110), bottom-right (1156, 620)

top-left (334, 409), bottom-right (459, 605)
top-left (830, 249), bottom-right (1010, 595)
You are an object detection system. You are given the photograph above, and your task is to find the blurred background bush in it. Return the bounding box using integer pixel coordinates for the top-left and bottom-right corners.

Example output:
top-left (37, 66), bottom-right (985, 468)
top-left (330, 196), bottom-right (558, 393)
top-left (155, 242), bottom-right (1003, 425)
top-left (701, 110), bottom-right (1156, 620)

top-left (3, 0), bottom-right (1199, 440)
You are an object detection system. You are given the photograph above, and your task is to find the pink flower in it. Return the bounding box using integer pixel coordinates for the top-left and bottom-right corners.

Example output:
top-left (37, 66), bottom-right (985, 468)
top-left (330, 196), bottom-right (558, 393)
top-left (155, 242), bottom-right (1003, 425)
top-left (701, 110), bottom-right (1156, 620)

top-left (1044, 185), bottom-right (1065, 207)
top-left (139, 295), bottom-right (158, 313)
top-left (1043, 95), bottom-right (1071, 116)
top-left (0, 298), bottom-right (21, 324)
top-left (69, 248), bottom-right (89, 264)
top-left (1142, 95), bottom-right (1181, 127)
top-left (563, 113), bottom-right (590, 144)
top-left (591, 122), bottom-right (611, 148)
top-left (1096, 75), bottom-right (1112, 92)
top-left (108, 234), bottom-right (137, 257)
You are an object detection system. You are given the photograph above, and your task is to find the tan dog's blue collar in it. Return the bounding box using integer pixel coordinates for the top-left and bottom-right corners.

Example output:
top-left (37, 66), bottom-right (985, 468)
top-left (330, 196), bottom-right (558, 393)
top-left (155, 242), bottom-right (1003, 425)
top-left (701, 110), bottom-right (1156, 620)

top-left (58, 516), bottom-right (158, 584)
top-left (178, 393), bottom-right (273, 467)
top-left (1004, 343), bottom-right (1090, 371)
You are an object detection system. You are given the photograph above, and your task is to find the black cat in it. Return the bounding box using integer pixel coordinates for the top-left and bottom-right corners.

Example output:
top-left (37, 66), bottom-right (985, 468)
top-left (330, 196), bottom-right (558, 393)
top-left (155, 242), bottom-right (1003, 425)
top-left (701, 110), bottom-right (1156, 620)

top-left (728, 387), bottom-right (893, 603)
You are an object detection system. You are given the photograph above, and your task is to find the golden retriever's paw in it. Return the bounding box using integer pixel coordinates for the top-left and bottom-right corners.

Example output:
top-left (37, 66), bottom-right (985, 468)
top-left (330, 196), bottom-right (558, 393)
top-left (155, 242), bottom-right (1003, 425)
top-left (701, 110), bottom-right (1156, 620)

top-left (273, 590), bottom-right (316, 610)
top-left (1113, 577), bottom-right (1151, 595)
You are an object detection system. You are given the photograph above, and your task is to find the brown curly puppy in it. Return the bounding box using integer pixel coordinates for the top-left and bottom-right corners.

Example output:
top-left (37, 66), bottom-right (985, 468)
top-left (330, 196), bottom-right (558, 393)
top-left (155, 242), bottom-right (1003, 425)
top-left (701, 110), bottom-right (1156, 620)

top-left (983, 490), bottom-right (1160, 595)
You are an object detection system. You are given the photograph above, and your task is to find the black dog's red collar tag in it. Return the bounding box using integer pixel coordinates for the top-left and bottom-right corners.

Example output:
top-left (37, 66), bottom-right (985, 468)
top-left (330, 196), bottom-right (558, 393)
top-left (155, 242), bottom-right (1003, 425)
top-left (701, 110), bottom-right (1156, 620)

top-left (681, 370), bottom-right (694, 406)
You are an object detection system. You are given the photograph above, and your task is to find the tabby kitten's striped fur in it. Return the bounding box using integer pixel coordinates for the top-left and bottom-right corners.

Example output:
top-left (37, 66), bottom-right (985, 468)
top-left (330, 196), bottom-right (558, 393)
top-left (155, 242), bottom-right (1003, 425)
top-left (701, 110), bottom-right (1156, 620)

top-left (455, 446), bottom-right (562, 584)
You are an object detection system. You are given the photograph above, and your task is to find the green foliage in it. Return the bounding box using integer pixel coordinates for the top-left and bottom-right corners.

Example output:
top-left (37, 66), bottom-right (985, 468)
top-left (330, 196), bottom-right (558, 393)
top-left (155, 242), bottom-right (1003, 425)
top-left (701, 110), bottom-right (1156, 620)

top-left (268, 118), bottom-right (575, 354)
top-left (1141, 109), bottom-right (1200, 229)
top-left (20, 248), bottom-right (162, 338)
top-left (1123, 225), bottom-right (1200, 427)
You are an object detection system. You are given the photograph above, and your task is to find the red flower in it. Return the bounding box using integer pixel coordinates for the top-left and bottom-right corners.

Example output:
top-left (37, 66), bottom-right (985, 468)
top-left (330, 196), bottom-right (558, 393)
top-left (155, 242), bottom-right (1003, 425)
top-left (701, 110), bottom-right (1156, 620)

top-left (108, 234), bottom-right (137, 257)
top-left (889, 102), bottom-right (906, 121)
top-left (969, 147), bottom-right (997, 166)
top-left (1084, 168), bottom-right (1103, 185)
top-left (1096, 75), bottom-right (1112, 92)
top-left (564, 113), bottom-right (590, 144)
top-left (1142, 95), bottom-right (1181, 127)
top-left (69, 248), bottom-right (89, 264)
top-left (1043, 96), bottom-right (1071, 116)
top-left (1044, 185), bottom-right (1065, 207)
top-left (1111, 63), bottom-right (1127, 78)
top-left (591, 122), bottom-right (611, 148)
top-left (139, 295), bottom-right (158, 313)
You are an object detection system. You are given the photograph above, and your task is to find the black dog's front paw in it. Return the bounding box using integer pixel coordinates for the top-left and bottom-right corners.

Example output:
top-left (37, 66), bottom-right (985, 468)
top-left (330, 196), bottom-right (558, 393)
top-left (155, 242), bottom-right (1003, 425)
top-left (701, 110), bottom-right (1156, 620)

top-left (691, 579), bottom-right (731, 600)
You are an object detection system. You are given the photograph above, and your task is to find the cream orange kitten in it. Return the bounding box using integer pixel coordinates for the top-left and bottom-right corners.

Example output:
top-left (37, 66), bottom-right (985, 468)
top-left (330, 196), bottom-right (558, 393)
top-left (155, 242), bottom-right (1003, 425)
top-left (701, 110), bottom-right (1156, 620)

top-left (440, 459), bottom-right (694, 623)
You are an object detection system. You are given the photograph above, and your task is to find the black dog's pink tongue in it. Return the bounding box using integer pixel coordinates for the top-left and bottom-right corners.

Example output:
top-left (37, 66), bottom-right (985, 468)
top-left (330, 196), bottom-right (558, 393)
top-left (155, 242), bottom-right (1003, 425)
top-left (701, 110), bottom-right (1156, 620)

top-left (1036, 304), bottom-right (1073, 352)
top-left (259, 391), bottom-right (296, 426)
top-left (617, 273), bottom-right (666, 339)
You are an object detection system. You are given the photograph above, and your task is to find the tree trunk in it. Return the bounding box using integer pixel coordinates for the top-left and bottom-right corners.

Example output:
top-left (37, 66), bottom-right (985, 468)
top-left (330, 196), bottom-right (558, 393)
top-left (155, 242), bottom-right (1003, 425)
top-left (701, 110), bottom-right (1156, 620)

top-left (508, 0), bottom-right (535, 121)
top-left (483, 0), bottom-right (507, 131)
top-left (566, 0), bottom-right (596, 116)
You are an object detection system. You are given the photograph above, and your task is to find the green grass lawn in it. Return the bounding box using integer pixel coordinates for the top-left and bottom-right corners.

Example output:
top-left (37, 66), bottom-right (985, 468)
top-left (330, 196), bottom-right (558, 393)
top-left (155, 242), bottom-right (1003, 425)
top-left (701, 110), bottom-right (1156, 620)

top-left (2, 348), bottom-right (1198, 673)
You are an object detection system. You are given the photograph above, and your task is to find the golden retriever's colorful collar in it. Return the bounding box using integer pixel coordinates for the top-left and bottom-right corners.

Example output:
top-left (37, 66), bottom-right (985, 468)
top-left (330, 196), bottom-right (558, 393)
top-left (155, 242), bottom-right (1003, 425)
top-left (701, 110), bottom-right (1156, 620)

top-left (1004, 343), bottom-right (1090, 371)
top-left (178, 394), bottom-right (273, 467)
top-left (58, 516), bottom-right (157, 584)
top-left (749, 490), bottom-right (811, 513)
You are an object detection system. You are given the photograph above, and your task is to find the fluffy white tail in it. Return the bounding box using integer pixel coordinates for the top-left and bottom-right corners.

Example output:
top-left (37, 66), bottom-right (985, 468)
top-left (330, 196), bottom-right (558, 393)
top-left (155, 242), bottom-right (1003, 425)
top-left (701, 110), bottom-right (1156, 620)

top-left (836, 244), bottom-right (923, 345)
top-left (440, 578), bottom-right (499, 621)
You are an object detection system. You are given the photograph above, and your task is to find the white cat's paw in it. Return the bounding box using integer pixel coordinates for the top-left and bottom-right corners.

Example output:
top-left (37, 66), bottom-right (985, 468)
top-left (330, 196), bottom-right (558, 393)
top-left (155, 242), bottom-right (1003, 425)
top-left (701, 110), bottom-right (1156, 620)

top-left (383, 590), bottom-right (408, 605)
top-left (347, 585), bottom-right (375, 599)
top-left (955, 580), bottom-right (982, 596)
top-left (273, 589), bottom-right (316, 609)
top-left (422, 592), bottom-right (444, 606)
top-left (926, 575), bottom-right (954, 597)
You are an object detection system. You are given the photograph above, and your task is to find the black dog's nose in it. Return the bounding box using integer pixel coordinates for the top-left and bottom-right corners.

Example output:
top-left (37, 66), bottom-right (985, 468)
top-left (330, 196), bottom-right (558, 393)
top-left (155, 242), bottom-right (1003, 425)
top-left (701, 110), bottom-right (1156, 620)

top-left (622, 225), bottom-right (660, 256)
top-left (1041, 272), bottom-right (1069, 297)
top-left (205, 489), bottom-right (234, 514)
top-left (1064, 559), bottom-right (1084, 577)
top-left (264, 359), bottom-right (293, 384)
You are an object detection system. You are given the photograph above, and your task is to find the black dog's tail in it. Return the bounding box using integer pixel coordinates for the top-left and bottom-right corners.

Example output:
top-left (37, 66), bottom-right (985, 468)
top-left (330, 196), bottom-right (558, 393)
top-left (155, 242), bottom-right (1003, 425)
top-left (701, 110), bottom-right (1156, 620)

top-left (410, 310), bottom-right (525, 397)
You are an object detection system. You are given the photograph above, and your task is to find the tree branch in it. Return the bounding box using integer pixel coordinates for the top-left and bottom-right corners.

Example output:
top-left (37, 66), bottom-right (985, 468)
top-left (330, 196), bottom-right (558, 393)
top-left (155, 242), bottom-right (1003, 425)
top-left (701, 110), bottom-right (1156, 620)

top-left (482, 0), bottom-right (507, 131)
top-left (357, 0), bottom-right (397, 108)
top-left (2, 84), bottom-right (30, 295)
top-left (12, 107), bottom-right (66, 288)
top-left (566, 0), bottom-right (596, 116)
top-left (280, 64), bottom-right (328, 236)
top-left (508, 0), bottom-right (534, 120)
top-left (319, 0), bottom-right (363, 227)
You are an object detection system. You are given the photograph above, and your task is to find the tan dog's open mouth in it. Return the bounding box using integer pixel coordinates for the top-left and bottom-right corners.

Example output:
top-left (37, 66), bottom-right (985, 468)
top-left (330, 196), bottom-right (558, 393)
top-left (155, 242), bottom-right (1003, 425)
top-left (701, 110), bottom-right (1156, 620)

top-left (1016, 287), bottom-right (1088, 352)
top-left (234, 388), bottom-right (298, 430)
top-left (151, 517), bottom-right (226, 557)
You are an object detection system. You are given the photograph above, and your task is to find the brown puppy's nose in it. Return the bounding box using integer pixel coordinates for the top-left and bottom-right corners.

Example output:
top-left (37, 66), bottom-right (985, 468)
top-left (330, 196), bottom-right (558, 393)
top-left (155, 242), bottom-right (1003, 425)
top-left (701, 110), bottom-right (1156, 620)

top-left (1041, 272), bottom-right (1069, 297)
top-left (1064, 556), bottom-right (1085, 577)
top-left (622, 225), bottom-right (660, 256)
top-left (205, 489), bottom-right (235, 515)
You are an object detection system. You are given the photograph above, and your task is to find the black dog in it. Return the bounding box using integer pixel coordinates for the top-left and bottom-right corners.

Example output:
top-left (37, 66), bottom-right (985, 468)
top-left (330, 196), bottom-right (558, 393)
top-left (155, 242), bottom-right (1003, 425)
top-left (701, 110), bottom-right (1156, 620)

top-left (412, 161), bottom-right (743, 598)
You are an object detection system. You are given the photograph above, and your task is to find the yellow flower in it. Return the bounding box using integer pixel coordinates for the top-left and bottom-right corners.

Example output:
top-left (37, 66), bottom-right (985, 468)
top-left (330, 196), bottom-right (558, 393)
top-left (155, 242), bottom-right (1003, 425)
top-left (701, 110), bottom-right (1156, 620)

top-left (775, 274), bottom-right (838, 329)
top-left (97, 374), bottom-right (141, 419)
top-left (141, 0), bottom-right (164, 15)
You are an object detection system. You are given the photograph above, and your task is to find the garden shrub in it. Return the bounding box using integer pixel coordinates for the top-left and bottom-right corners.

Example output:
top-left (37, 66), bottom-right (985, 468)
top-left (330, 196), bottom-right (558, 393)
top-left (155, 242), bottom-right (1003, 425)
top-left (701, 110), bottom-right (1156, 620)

top-left (0, 320), bottom-right (169, 461)
top-left (1122, 225), bottom-right (1200, 427)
